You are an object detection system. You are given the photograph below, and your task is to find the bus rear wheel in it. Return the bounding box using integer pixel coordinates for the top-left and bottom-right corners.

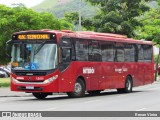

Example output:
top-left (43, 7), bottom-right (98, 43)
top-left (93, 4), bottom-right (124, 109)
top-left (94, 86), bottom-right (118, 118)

top-left (32, 93), bottom-right (48, 99)
top-left (67, 78), bottom-right (85, 98)
top-left (117, 76), bottom-right (133, 93)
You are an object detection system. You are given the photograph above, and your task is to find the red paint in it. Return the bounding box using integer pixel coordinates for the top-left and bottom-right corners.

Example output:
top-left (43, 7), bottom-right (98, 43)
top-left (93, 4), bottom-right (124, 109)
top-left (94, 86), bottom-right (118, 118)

top-left (10, 30), bottom-right (155, 93)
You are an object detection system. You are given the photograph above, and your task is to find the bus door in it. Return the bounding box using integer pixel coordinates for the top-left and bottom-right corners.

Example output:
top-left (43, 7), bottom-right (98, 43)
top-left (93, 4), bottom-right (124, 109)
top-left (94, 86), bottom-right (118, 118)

top-left (143, 62), bottom-right (153, 84)
top-left (137, 62), bottom-right (145, 85)
top-left (143, 45), bottom-right (153, 84)
top-left (59, 37), bottom-right (73, 92)
top-left (113, 43), bottom-right (125, 88)
top-left (137, 45), bottom-right (146, 85)
top-left (100, 41), bottom-right (115, 89)
top-left (88, 41), bottom-right (102, 90)
top-left (114, 63), bottom-right (125, 88)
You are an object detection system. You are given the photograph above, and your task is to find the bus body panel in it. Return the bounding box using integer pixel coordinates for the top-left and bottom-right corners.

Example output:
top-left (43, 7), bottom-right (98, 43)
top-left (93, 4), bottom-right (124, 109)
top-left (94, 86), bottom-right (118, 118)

top-left (10, 70), bottom-right (60, 92)
top-left (9, 30), bottom-right (155, 94)
top-left (10, 61), bottom-right (154, 93)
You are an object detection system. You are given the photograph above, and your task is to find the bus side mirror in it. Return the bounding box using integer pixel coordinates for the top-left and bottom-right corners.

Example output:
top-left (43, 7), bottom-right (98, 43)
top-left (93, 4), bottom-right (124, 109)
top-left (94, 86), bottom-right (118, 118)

top-left (6, 40), bottom-right (12, 58)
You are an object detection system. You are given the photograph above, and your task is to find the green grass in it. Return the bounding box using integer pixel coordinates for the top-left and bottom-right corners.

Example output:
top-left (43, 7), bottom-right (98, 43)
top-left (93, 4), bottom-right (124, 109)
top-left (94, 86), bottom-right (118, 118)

top-left (0, 78), bottom-right (10, 87)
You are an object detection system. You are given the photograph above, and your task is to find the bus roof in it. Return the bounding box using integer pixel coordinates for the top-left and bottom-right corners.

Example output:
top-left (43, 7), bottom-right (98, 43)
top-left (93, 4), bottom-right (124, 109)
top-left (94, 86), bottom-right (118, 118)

top-left (13, 30), bottom-right (153, 45)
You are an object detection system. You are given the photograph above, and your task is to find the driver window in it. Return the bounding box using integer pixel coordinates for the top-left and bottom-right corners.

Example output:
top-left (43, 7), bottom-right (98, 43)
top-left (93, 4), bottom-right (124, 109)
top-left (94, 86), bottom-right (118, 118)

top-left (62, 48), bottom-right (71, 63)
top-left (59, 37), bottom-right (72, 72)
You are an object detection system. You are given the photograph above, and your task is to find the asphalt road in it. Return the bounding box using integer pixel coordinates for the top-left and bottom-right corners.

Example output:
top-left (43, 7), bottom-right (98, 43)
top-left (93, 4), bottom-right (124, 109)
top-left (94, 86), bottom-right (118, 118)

top-left (0, 81), bottom-right (160, 112)
top-left (1, 82), bottom-right (160, 120)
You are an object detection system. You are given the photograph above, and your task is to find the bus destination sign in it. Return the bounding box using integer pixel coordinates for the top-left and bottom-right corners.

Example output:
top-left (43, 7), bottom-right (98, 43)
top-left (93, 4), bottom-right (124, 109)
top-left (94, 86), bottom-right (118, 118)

top-left (18, 34), bottom-right (50, 40)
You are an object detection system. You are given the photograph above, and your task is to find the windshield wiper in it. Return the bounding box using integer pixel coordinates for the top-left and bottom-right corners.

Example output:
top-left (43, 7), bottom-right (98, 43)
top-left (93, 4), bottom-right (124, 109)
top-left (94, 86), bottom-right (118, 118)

top-left (34, 41), bottom-right (46, 55)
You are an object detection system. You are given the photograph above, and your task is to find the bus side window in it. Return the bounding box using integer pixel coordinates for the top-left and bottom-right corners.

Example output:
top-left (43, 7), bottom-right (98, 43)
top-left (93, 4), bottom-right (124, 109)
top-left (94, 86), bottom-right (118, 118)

top-left (134, 44), bottom-right (139, 62)
top-left (61, 48), bottom-right (71, 63)
top-left (143, 45), bottom-right (152, 62)
top-left (138, 44), bottom-right (144, 62)
top-left (88, 41), bottom-right (101, 61)
top-left (124, 44), bottom-right (135, 62)
top-left (101, 41), bottom-right (115, 62)
top-left (59, 37), bottom-right (72, 72)
top-left (75, 39), bottom-right (88, 61)
top-left (116, 43), bottom-right (125, 62)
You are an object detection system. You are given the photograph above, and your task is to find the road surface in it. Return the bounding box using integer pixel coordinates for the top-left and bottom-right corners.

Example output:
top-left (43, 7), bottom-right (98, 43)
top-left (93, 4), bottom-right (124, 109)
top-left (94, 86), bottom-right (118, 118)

top-left (0, 81), bottom-right (160, 119)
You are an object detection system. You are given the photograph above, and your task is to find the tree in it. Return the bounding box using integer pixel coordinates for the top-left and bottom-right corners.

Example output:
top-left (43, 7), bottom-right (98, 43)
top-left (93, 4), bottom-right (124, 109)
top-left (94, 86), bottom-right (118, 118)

top-left (0, 5), bottom-right (73, 64)
top-left (85, 0), bottom-right (150, 37)
top-left (135, 9), bottom-right (160, 45)
top-left (64, 12), bottom-right (80, 30)
top-left (135, 1), bottom-right (160, 80)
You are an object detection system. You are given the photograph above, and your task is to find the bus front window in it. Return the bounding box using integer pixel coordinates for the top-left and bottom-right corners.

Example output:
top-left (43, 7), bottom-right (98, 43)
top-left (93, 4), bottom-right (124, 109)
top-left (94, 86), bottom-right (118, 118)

top-left (11, 43), bottom-right (58, 70)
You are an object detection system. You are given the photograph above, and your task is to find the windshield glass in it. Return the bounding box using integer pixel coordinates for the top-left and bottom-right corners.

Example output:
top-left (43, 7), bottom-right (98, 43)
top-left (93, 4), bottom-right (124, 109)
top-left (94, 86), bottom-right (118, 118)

top-left (11, 43), bottom-right (58, 70)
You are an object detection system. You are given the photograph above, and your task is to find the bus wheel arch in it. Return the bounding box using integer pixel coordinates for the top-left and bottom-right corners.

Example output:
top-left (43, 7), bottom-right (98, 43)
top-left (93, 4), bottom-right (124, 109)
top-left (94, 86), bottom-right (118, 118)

top-left (67, 76), bottom-right (86, 98)
top-left (77, 76), bottom-right (86, 89)
top-left (117, 75), bottom-right (133, 93)
top-left (126, 74), bottom-right (133, 86)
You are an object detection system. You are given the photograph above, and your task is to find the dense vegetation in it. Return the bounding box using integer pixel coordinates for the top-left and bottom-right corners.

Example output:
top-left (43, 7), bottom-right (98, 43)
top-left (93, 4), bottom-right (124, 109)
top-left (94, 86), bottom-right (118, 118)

top-left (136, 1), bottom-right (160, 45)
top-left (84, 0), bottom-right (150, 38)
top-left (0, 4), bottom-right (73, 64)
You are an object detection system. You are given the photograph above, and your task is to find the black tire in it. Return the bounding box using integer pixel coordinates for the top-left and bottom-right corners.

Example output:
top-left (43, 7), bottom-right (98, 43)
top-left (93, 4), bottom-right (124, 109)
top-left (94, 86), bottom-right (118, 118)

top-left (88, 90), bottom-right (101, 95)
top-left (117, 88), bottom-right (124, 93)
top-left (117, 76), bottom-right (133, 93)
top-left (67, 78), bottom-right (85, 98)
top-left (32, 93), bottom-right (48, 99)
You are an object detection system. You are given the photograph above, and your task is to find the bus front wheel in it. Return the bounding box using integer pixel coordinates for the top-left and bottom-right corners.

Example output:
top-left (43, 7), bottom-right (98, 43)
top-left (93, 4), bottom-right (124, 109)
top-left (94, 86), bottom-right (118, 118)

top-left (32, 93), bottom-right (48, 99)
top-left (67, 78), bottom-right (85, 98)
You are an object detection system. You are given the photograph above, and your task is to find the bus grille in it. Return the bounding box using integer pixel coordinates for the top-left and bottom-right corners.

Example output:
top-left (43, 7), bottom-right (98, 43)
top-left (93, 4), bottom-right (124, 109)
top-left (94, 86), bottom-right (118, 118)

top-left (15, 72), bottom-right (47, 76)
top-left (18, 80), bottom-right (44, 83)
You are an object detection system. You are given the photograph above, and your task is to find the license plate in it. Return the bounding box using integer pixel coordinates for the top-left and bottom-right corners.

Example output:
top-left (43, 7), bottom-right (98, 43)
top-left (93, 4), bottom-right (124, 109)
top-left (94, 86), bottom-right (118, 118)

top-left (26, 86), bottom-right (34, 90)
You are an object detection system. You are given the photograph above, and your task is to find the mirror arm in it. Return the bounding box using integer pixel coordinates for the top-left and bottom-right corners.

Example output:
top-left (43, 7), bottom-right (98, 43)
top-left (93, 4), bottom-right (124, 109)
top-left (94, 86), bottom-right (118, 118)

top-left (6, 40), bottom-right (12, 58)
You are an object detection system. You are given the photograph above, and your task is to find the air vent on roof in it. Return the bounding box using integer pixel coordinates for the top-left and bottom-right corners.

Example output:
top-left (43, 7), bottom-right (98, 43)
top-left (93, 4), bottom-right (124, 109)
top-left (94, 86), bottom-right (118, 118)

top-left (78, 31), bottom-right (127, 38)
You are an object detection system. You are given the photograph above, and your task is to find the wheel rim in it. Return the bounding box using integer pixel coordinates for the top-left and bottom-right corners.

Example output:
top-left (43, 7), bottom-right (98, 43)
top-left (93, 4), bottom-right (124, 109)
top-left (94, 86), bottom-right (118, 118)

top-left (126, 79), bottom-right (131, 91)
top-left (74, 82), bottom-right (82, 94)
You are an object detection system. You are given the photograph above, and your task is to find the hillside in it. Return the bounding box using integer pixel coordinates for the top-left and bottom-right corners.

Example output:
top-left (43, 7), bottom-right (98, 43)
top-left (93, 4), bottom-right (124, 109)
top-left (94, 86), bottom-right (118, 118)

top-left (32, 0), bottom-right (97, 18)
top-left (32, 0), bottom-right (156, 18)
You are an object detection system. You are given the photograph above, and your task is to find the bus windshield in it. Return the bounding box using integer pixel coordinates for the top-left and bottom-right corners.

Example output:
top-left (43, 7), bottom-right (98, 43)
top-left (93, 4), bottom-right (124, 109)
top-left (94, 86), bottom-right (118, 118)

top-left (11, 43), bottom-right (58, 70)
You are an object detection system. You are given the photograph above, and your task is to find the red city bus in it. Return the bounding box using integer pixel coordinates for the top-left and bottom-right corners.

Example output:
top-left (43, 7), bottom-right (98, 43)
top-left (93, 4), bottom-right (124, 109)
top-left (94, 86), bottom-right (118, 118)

top-left (6, 30), bottom-right (154, 99)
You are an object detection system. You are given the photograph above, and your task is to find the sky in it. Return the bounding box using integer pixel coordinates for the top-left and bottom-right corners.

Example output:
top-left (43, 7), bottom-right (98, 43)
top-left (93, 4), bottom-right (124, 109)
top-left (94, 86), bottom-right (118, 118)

top-left (154, 47), bottom-right (159, 55)
top-left (0, 0), bottom-right (44, 8)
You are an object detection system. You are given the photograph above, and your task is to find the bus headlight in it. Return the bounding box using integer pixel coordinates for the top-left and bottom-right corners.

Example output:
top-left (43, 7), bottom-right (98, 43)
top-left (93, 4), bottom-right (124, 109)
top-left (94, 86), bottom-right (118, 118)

top-left (11, 77), bottom-right (19, 83)
top-left (44, 75), bottom-right (58, 84)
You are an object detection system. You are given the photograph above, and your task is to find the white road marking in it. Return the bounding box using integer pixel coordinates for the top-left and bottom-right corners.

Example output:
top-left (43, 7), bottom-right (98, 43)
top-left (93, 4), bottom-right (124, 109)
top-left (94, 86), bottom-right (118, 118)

top-left (136, 108), bottom-right (147, 111)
